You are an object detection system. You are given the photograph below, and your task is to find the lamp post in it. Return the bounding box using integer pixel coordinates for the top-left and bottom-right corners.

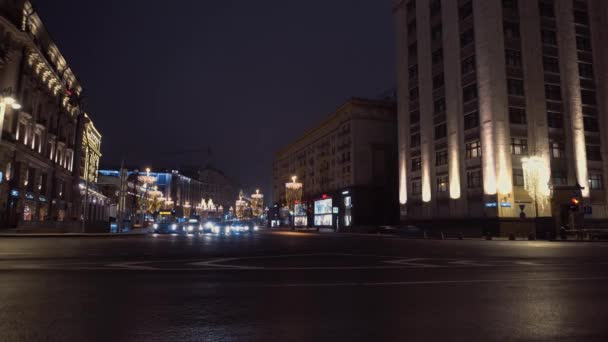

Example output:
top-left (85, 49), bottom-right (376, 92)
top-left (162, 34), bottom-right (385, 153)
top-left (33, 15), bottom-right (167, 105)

top-left (285, 175), bottom-right (302, 229)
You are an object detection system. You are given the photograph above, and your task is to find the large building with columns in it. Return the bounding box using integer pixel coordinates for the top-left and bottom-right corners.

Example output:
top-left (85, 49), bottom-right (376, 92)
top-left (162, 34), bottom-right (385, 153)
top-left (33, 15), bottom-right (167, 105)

top-left (0, 1), bottom-right (105, 229)
top-left (394, 0), bottom-right (608, 231)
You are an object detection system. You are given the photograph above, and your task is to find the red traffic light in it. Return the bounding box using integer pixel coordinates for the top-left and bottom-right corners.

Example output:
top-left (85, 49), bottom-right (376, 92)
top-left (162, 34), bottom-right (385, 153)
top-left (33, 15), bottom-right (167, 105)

top-left (570, 198), bottom-right (580, 205)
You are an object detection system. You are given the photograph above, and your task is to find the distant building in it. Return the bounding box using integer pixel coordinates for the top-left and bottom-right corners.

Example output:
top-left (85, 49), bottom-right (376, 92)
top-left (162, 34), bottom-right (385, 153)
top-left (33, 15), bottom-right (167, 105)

top-left (199, 165), bottom-right (240, 211)
top-left (0, 1), bottom-right (104, 229)
top-left (273, 98), bottom-right (398, 229)
top-left (393, 0), bottom-right (608, 234)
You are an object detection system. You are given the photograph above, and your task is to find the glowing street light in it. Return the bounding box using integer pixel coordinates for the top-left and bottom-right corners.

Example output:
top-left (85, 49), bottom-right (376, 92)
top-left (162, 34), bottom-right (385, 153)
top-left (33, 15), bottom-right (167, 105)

top-left (0, 90), bottom-right (22, 142)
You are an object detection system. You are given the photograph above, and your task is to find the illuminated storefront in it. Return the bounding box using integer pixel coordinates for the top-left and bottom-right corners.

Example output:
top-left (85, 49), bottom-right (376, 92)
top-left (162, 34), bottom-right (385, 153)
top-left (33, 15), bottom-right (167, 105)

top-left (314, 197), bottom-right (333, 227)
top-left (294, 203), bottom-right (308, 227)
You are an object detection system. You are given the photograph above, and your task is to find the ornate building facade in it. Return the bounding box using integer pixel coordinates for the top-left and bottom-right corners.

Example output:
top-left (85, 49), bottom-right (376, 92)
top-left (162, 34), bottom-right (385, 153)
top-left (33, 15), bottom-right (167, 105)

top-left (0, 1), bottom-right (102, 229)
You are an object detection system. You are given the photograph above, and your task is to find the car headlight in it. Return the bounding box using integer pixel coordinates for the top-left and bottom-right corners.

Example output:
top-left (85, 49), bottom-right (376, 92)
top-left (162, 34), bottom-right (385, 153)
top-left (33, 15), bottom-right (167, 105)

top-left (188, 225), bottom-right (194, 232)
top-left (205, 222), bottom-right (213, 229)
top-left (254, 225), bottom-right (259, 231)
top-left (153, 223), bottom-right (158, 229)
top-left (171, 224), bottom-right (177, 231)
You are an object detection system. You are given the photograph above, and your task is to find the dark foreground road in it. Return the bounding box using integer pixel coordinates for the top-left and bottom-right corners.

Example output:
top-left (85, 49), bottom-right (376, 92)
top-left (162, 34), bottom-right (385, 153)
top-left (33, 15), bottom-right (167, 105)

top-left (1, 231), bottom-right (607, 342)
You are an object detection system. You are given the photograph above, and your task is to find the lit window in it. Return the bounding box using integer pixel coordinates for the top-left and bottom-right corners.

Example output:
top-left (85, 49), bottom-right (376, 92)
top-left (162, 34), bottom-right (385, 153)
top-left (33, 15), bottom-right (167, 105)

top-left (550, 140), bottom-right (565, 159)
top-left (513, 169), bottom-right (524, 187)
top-left (465, 140), bottom-right (481, 159)
top-left (511, 138), bottom-right (528, 155)
top-left (589, 173), bottom-right (603, 190)
top-left (436, 174), bottom-right (449, 193)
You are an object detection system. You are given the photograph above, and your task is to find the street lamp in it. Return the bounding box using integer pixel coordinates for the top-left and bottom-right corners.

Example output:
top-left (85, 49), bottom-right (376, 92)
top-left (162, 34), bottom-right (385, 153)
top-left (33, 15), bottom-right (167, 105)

top-left (285, 175), bottom-right (303, 229)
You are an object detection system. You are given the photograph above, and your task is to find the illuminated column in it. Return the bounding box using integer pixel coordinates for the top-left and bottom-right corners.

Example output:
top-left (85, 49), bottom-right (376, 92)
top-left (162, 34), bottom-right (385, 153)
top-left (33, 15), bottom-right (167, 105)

top-left (417, 0), bottom-right (434, 206)
top-left (474, 0), bottom-right (513, 202)
top-left (442, 0), bottom-right (464, 209)
top-left (589, 0), bottom-right (608, 205)
top-left (557, 0), bottom-right (589, 198)
top-left (520, 0), bottom-right (552, 216)
top-left (394, 0), bottom-right (409, 206)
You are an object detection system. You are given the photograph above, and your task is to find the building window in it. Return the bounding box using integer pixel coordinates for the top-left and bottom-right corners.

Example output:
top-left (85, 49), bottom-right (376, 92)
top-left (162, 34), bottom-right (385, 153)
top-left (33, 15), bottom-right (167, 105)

top-left (433, 73), bottom-right (444, 90)
top-left (409, 65), bottom-right (418, 81)
top-left (511, 138), bottom-right (528, 155)
top-left (463, 83), bottom-right (477, 102)
top-left (574, 11), bottom-right (589, 26)
top-left (411, 133), bottom-right (420, 148)
top-left (579, 63), bottom-right (593, 79)
top-left (550, 140), bottom-right (565, 158)
top-left (406, 0), bottom-right (415, 11)
top-left (552, 170), bottom-right (568, 186)
top-left (431, 24), bottom-right (442, 42)
top-left (589, 173), bottom-right (603, 190)
top-left (505, 50), bottom-right (522, 67)
top-left (547, 111), bottom-right (563, 128)
top-left (507, 79), bottom-right (524, 96)
top-left (503, 22), bottom-right (520, 39)
top-left (586, 144), bottom-right (601, 161)
top-left (576, 36), bottom-right (592, 51)
top-left (467, 169), bottom-right (482, 189)
top-left (503, 0), bottom-right (517, 9)
top-left (436, 174), bottom-right (449, 193)
top-left (410, 110), bottom-right (420, 124)
top-left (411, 157), bottom-right (421, 172)
top-left (464, 111), bottom-right (479, 130)
top-left (434, 98), bottom-right (446, 113)
top-left (459, 1), bottom-right (473, 20)
top-left (410, 87), bottom-right (419, 99)
top-left (430, 0), bottom-right (441, 17)
top-left (465, 140), bottom-right (481, 159)
top-left (541, 29), bottom-right (557, 45)
top-left (513, 168), bottom-right (524, 187)
top-left (509, 107), bottom-right (527, 125)
top-left (581, 90), bottom-right (596, 106)
top-left (583, 116), bottom-right (598, 132)
top-left (436, 149), bottom-right (448, 166)
top-left (409, 42), bottom-right (417, 58)
top-left (460, 29), bottom-right (474, 48)
top-left (461, 55), bottom-right (476, 74)
top-left (432, 49), bottom-right (443, 65)
top-left (543, 57), bottom-right (559, 73)
top-left (539, 1), bottom-right (555, 18)
top-left (545, 84), bottom-right (562, 101)
top-left (412, 179), bottom-right (422, 195)
top-left (434, 123), bottom-right (447, 139)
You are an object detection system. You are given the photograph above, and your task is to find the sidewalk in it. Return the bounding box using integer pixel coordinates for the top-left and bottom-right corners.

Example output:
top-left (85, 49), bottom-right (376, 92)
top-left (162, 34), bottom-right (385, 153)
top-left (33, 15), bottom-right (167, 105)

top-left (0, 228), bottom-right (151, 237)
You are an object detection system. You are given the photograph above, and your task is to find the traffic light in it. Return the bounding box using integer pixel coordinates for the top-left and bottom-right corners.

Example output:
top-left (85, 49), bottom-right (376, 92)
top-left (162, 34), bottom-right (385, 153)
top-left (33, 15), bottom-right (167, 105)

top-left (570, 197), bottom-right (580, 212)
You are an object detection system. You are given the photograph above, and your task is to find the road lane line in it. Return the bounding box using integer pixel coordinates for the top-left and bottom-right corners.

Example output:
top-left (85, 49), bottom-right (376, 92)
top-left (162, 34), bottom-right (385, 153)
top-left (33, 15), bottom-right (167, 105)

top-left (257, 276), bottom-right (608, 288)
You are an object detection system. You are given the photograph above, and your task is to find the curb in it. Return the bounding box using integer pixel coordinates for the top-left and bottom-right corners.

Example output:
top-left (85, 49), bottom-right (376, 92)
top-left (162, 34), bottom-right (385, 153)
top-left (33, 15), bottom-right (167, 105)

top-left (0, 231), bottom-right (150, 238)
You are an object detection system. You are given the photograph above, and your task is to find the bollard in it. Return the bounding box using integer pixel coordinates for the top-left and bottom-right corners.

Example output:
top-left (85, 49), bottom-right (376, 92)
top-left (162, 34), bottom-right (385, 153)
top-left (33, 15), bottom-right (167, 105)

top-left (439, 231), bottom-right (445, 240)
top-left (508, 233), bottom-right (516, 241)
top-left (457, 232), bottom-right (464, 240)
top-left (528, 233), bottom-right (536, 241)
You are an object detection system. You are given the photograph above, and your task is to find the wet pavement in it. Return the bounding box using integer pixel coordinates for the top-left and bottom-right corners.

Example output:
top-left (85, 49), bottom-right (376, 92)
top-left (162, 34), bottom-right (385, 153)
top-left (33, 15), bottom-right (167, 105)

top-left (0, 231), bottom-right (607, 341)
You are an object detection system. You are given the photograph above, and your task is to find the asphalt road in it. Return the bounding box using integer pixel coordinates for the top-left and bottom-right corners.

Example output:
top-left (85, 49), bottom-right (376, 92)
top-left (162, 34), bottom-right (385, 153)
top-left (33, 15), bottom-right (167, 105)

top-left (1, 231), bottom-right (607, 342)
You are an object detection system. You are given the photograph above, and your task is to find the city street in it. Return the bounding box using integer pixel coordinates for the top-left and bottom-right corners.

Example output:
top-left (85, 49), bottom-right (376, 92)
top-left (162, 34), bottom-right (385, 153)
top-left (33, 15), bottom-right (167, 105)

top-left (0, 231), bottom-right (607, 341)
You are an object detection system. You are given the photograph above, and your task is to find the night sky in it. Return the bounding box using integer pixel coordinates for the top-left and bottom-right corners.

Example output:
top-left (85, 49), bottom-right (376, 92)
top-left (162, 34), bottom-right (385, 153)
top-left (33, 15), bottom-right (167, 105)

top-left (34, 1), bottom-right (395, 200)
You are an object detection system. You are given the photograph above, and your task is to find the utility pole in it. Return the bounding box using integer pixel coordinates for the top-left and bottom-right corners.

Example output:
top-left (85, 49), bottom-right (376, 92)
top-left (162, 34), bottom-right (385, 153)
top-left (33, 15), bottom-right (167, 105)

top-left (117, 158), bottom-right (125, 233)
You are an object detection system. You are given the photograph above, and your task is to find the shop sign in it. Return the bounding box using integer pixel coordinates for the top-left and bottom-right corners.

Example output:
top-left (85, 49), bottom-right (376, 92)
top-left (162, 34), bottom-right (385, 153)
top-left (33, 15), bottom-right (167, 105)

top-left (10, 189), bottom-right (19, 197)
top-left (39, 196), bottom-right (47, 203)
top-left (332, 207), bottom-right (339, 214)
top-left (25, 193), bottom-right (35, 200)
top-left (500, 202), bottom-right (512, 208)
top-left (0, 171), bottom-right (3, 183)
top-left (485, 202), bottom-right (498, 208)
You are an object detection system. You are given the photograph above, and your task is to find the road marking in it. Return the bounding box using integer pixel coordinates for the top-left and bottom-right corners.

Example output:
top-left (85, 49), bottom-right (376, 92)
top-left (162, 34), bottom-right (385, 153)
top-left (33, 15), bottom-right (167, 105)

top-left (448, 260), bottom-right (493, 267)
top-left (106, 261), bottom-right (157, 270)
top-left (188, 258), bottom-right (263, 269)
top-left (256, 276), bottom-right (608, 288)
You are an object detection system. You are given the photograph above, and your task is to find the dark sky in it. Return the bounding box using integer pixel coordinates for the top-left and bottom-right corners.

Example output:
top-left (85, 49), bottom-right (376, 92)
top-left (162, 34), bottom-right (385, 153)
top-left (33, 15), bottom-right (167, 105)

top-left (34, 0), bottom-right (395, 200)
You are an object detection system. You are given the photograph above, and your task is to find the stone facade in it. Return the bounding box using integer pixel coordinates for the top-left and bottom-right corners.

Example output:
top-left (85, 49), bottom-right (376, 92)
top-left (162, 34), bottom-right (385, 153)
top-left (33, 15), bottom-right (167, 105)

top-left (394, 0), bottom-right (608, 228)
top-left (0, 1), bottom-right (102, 228)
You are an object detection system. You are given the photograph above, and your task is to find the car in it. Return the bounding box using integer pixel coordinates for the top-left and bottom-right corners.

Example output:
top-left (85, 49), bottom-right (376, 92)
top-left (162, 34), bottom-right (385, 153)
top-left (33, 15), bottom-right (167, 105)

top-left (184, 218), bottom-right (202, 234)
top-left (202, 218), bottom-right (223, 234)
